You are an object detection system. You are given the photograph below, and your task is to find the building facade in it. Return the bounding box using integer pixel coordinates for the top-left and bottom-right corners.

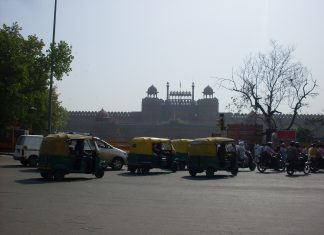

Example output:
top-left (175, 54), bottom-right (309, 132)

top-left (64, 83), bottom-right (324, 143)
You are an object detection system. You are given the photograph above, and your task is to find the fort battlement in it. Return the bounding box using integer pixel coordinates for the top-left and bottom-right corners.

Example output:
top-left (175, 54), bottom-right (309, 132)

top-left (229, 113), bottom-right (324, 120)
top-left (69, 111), bottom-right (141, 118)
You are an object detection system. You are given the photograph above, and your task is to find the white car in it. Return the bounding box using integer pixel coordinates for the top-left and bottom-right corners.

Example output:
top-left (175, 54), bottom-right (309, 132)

top-left (13, 135), bottom-right (44, 167)
top-left (93, 137), bottom-right (128, 170)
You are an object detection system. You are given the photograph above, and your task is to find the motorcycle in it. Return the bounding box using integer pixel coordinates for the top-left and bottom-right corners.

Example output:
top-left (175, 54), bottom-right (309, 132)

top-left (286, 153), bottom-right (310, 176)
top-left (309, 157), bottom-right (324, 173)
top-left (256, 152), bottom-right (285, 173)
top-left (237, 151), bottom-right (256, 171)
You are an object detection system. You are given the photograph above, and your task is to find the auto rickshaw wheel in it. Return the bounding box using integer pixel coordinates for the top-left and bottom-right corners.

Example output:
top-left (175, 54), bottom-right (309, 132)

top-left (189, 170), bottom-right (197, 177)
top-left (54, 170), bottom-right (65, 181)
top-left (170, 163), bottom-right (178, 172)
top-left (206, 167), bottom-right (214, 177)
top-left (141, 167), bottom-right (150, 174)
top-left (40, 170), bottom-right (48, 179)
top-left (231, 167), bottom-right (238, 176)
top-left (95, 169), bottom-right (105, 178)
top-left (128, 167), bottom-right (136, 174)
top-left (178, 162), bottom-right (186, 171)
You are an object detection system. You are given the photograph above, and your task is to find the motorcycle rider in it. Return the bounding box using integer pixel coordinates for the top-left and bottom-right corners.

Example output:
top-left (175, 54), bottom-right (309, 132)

top-left (286, 141), bottom-right (298, 167)
top-left (308, 142), bottom-right (319, 166)
top-left (278, 142), bottom-right (287, 161)
top-left (318, 142), bottom-right (324, 158)
top-left (308, 142), bottom-right (318, 159)
top-left (236, 140), bottom-right (248, 162)
top-left (261, 142), bottom-right (276, 163)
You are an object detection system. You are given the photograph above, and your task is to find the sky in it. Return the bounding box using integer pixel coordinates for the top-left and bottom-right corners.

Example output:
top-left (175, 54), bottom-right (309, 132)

top-left (1, 0), bottom-right (324, 114)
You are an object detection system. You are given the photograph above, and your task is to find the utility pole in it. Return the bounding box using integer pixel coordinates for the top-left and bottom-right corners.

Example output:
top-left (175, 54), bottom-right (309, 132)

top-left (48, 0), bottom-right (57, 134)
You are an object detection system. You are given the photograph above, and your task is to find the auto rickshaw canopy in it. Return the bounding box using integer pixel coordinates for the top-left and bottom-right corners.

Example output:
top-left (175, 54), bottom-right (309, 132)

top-left (189, 137), bottom-right (236, 157)
top-left (129, 137), bottom-right (173, 155)
top-left (171, 139), bottom-right (192, 154)
top-left (40, 133), bottom-right (93, 157)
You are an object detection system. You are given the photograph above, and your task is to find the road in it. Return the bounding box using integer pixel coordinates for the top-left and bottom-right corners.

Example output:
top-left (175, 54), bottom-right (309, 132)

top-left (1, 154), bottom-right (324, 235)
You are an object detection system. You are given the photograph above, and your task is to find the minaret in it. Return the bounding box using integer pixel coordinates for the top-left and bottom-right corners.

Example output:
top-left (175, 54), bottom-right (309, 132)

top-left (192, 82), bottom-right (195, 101)
top-left (167, 82), bottom-right (170, 100)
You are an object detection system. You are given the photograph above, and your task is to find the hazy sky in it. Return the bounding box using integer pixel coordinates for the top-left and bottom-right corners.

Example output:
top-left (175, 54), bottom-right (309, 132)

top-left (1, 0), bottom-right (324, 114)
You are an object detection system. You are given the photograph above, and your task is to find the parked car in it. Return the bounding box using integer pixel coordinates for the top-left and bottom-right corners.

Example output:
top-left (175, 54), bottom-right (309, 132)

top-left (92, 137), bottom-right (128, 170)
top-left (13, 135), bottom-right (44, 167)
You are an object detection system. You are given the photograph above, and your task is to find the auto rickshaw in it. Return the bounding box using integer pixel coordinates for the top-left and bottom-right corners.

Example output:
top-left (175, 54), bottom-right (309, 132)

top-left (171, 139), bottom-right (192, 170)
top-left (38, 133), bottom-right (105, 181)
top-left (127, 137), bottom-right (178, 174)
top-left (187, 137), bottom-right (238, 177)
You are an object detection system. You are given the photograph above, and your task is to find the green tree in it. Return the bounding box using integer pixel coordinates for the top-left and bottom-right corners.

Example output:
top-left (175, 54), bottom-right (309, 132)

top-left (0, 22), bottom-right (73, 134)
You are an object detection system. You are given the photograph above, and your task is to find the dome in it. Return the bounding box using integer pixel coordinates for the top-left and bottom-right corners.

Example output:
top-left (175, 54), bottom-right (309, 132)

top-left (203, 85), bottom-right (214, 95)
top-left (97, 108), bottom-right (109, 118)
top-left (147, 85), bottom-right (158, 95)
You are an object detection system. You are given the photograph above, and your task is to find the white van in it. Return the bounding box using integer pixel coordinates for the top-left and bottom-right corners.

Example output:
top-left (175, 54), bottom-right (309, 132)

top-left (13, 135), bottom-right (44, 167)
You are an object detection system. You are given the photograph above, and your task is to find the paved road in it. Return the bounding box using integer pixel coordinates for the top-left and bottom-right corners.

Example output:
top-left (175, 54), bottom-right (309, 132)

top-left (1, 155), bottom-right (324, 235)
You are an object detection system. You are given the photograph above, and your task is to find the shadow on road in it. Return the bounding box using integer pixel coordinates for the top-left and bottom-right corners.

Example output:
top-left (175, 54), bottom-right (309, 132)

top-left (310, 171), bottom-right (324, 174)
top-left (0, 164), bottom-right (23, 169)
top-left (104, 168), bottom-right (127, 172)
top-left (20, 168), bottom-right (39, 173)
top-left (285, 174), bottom-right (310, 178)
top-left (182, 175), bottom-right (233, 181)
top-left (238, 169), bottom-right (254, 173)
top-left (118, 171), bottom-right (173, 177)
top-left (255, 171), bottom-right (285, 175)
top-left (15, 177), bottom-right (94, 185)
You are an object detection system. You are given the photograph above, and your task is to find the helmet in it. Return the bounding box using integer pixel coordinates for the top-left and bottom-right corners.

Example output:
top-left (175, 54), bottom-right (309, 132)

top-left (295, 142), bottom-right (300, 148)
top-left (290, 141), bottom-right (295, 146)
top-left (266, 142), bottom-right (272, 147)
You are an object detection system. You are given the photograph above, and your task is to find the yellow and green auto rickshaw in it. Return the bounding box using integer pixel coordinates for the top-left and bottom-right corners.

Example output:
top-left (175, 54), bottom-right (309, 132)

top-left (187, 137), bottom-right (238, 177)
top-left (171, 139), bottom-right (192, 170)
top-left (127, 137), bottom-right (178, 174)
top-left (38, 133), bottom-right (105, 181)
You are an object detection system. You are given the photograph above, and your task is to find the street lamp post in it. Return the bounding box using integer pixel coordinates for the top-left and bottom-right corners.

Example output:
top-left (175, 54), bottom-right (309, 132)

top-left (48, 0), bottom-right (57, 134)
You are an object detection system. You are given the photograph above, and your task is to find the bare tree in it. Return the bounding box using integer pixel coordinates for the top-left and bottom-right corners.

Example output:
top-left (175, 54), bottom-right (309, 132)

top-left (217, 41), bottom-right (318, 140)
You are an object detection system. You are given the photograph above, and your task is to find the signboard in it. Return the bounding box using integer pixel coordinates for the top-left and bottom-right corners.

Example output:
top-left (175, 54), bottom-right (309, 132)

top-left (276, 130), bottom-right (296, 140)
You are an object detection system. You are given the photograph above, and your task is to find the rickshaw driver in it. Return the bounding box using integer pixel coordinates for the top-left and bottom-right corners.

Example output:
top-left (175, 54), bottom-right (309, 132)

top-left (153, 143), bottom-right (162, 156)
top-left (74, 139), bottom-right (93, 171)
top-left (153, 142), bottom-right (173, 168)
top-left (217, 143), bottom-right (226, 167)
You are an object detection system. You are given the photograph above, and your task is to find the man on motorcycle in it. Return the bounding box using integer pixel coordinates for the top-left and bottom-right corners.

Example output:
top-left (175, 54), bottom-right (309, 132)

top-left (261, 142), bottom-right (276, 163)
top-left (278, 142), bottom-right (287, 161)
top-left (308, 143), bottom-right (318, 159)
top-left (287, 141), bottom-right (297, 158)
top-left (236, 141), bottom-right (248, 162)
